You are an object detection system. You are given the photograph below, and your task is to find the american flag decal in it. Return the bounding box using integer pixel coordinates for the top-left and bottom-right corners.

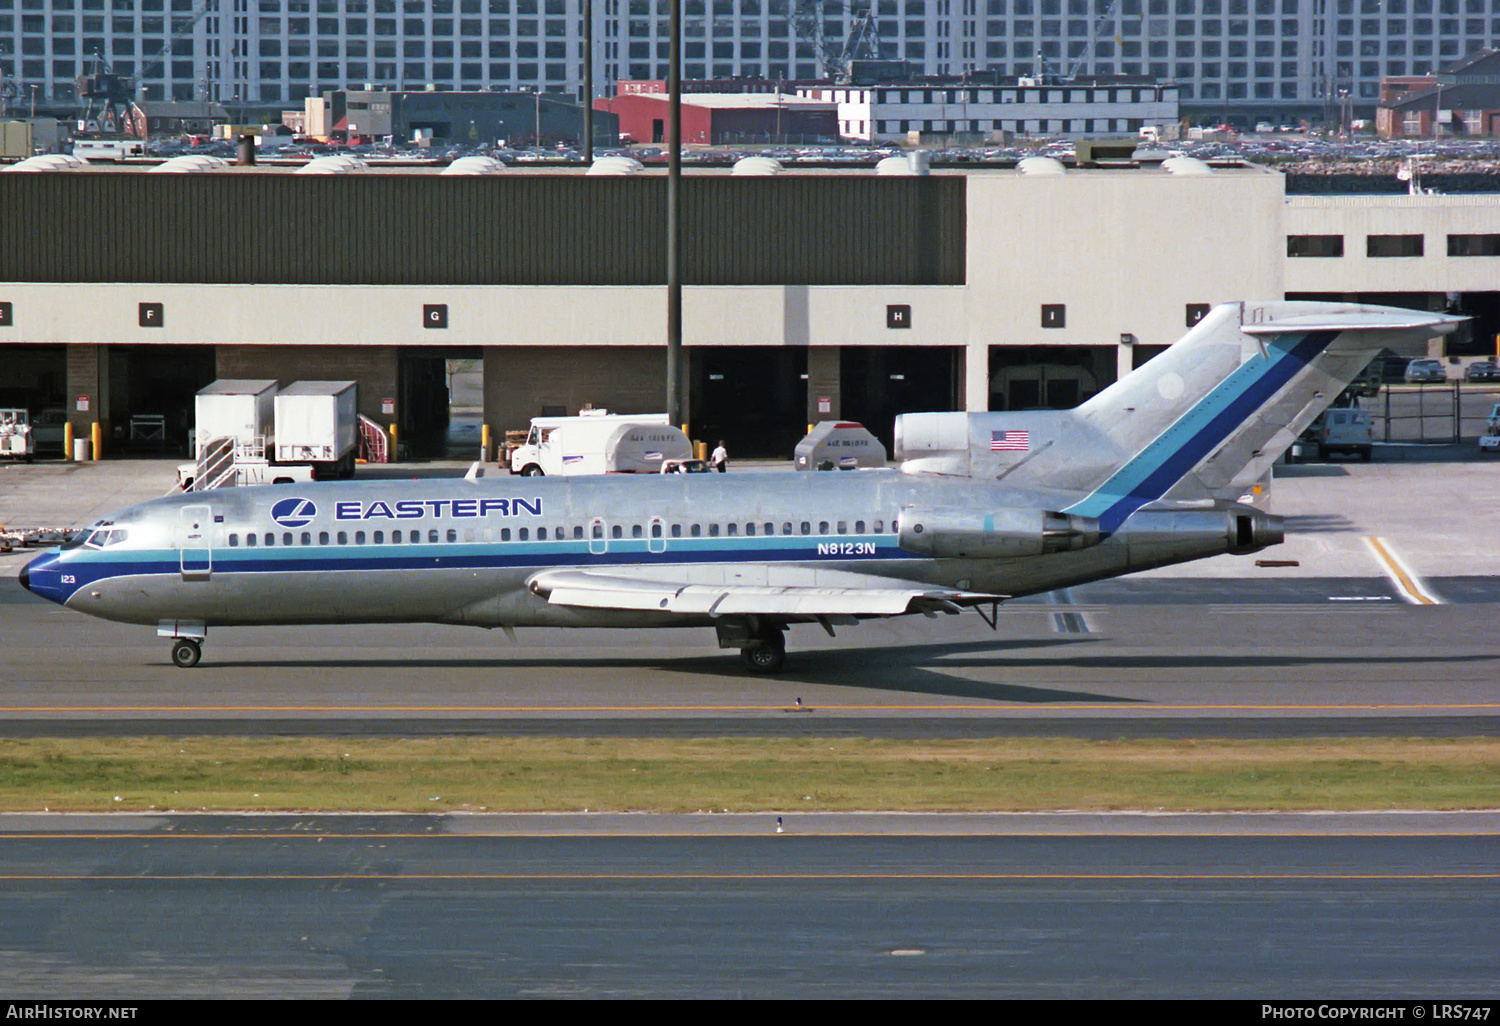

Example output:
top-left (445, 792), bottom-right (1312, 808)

top-left (991, 430), bottom-right (1030, 452)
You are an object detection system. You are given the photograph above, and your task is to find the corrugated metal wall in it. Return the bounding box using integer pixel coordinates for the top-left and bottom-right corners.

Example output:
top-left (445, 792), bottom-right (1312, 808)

top-left (0, 173), bottom-right (964, 286)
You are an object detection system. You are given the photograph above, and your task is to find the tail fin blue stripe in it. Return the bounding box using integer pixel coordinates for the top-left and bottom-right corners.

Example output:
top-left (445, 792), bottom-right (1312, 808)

top-left (1065, 330), bottom-right (1336, 533)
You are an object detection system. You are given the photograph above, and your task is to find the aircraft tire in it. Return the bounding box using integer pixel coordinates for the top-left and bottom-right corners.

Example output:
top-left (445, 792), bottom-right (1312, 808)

top-left (741, 635), bottom-right (786, 675)
top-left (171, 639), bottom-right (201, 669)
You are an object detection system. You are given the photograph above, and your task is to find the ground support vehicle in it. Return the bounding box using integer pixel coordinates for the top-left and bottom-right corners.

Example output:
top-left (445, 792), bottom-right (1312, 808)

top-left (508, 412), bottom-right (689, 476)
top-left (0, 409), bottom-right (35, 462)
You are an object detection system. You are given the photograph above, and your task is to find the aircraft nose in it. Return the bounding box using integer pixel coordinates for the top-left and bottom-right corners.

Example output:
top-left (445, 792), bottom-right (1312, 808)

top-left (18, 551), bottom-right (53, 597)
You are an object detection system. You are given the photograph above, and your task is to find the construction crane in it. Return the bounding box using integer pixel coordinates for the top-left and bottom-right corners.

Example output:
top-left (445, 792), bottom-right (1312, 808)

top-left (75, 51), bottom-right (138, 134)
top-left (135, 0), bottom-right (219, 94)
top-left (781, 1), bottom-right (884, 82)
top-left (1063, 0), bottom-right (1120, 81)
top-left (75, 1), bottom-right (217, 136)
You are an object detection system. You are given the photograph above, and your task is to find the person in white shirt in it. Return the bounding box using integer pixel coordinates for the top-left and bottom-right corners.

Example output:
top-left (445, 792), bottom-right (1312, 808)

top-left (710, 441), bottom-right (728, 473)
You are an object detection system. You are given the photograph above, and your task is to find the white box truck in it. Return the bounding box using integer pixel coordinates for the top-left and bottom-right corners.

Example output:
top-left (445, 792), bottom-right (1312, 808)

top-left (273, 380), bottom-right (358, 478)
top-left (179, 379), bottom-right (314, 490)
top-left (508, 412), bottom-right (689, 476)
top-left (193, 379), bottom-right (278, 459)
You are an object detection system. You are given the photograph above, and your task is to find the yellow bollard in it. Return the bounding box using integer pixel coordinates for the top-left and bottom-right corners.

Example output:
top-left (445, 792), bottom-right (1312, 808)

top-left (91, 421), bottom-right (102, 461)
top-left (695, 440), bottom-right (707, 461)
top-left (63, 422), bottom-right (74, 461)
top-left (481, 423), bottom-right (492, 461)
top-left (388, 421), bottom-right (398, 460)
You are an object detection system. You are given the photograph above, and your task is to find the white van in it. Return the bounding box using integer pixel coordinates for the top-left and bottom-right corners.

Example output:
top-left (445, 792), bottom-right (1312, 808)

top-left (508, 411), bottom-right (688, 476)
top-left (1296, 407), bottom-right (1373, 462)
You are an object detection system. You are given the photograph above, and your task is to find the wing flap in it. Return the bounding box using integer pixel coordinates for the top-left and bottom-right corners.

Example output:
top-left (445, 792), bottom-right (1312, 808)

top-left (529, 568), bottom-right (1002, 618)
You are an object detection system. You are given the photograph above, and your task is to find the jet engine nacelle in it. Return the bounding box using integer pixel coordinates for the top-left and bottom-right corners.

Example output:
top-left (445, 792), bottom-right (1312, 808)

top-left (1120, 506), bottom-right (1284, 560)
top-left (898, 505), bottom-right (1102, 558)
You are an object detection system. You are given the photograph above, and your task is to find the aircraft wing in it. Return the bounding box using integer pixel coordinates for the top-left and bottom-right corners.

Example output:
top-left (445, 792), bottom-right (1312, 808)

top-left (526, 567), bottom-right (1005, 618)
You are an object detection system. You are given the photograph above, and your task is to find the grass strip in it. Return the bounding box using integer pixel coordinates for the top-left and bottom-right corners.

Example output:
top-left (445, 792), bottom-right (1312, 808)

top-left (0, 736), bottom-right (1495, 813)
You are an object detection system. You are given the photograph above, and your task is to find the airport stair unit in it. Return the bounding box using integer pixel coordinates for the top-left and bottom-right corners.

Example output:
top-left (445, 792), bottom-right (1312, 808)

top-left (358, 414), bottom-right (388, 464)
top-left (191, 436), bottom-right (237, 490)
top-left (191, 435), bottom-right (271, 490)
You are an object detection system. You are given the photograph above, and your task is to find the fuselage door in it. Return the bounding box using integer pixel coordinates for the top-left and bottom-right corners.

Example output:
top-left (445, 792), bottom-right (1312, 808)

top-left (178, 504), bottom-right (212, 579)
top-left (648, 516), bottom-right (666, 555)
top-left (588, 517), bottom-right (608, 556)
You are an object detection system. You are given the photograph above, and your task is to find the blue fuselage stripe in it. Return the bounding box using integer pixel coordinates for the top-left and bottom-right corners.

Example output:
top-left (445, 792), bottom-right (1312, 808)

top-left (29, 538), bottom-right (911, 602)
top-left (1065, 330), bottom-right (1334, 532)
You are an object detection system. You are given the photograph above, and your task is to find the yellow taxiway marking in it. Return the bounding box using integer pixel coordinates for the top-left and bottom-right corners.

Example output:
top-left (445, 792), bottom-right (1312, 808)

top-left (1, 703), bottom-right (1499, 713)
top-left (0, 872), bottom-right (1494, 882)
top-left (1364, 536), bottom-right (1442, 605)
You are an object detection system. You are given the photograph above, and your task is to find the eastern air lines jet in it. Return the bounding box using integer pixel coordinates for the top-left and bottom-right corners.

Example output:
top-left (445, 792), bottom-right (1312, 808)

top-left (19, 302), bottom-right (1458, 673)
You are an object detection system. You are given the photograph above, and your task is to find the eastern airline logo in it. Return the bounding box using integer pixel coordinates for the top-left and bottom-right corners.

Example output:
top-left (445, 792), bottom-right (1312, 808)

top-left (270, 497), bottom-right (319, 528)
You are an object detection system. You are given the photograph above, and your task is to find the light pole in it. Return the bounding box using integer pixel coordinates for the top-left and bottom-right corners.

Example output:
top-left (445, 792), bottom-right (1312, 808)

top-left (29, 84), bottom-right (36, 118)
top-left (534, 87), bottom-right (542, 153)
top-left (665, 0), bottom-right (682, 428)
top-left (583, 0), bottom-right (593, 162)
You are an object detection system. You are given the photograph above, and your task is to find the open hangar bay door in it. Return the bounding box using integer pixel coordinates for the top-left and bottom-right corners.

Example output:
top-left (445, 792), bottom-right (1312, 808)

top-left (398, 348), bottom-right (483, 459)
top-left (690, 347), bottom-right (808, 460)
top-left (840, 346), bottom-right (961, 454)
top-left (988, 345), bottom-right (1117, 413)
top-left (114, 345), bottom-right (216, 455)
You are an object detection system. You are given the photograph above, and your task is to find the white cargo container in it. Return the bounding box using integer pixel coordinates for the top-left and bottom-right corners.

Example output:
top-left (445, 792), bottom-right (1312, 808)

top-left (273, 380), bottom-right (358, 478)
top-left (510, 412), bottom-right (689, 476)
top-left (509, 411), bottom-right (675, 476)
top-left (194, 379), bottom-right (278, 459)
top-left (794, 421), bottom-right (887, 471)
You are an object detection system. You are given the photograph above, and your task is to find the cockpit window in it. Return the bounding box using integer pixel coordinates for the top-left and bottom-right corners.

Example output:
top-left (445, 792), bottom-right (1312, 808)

top-left (100, 529), bottom-right (128, 547)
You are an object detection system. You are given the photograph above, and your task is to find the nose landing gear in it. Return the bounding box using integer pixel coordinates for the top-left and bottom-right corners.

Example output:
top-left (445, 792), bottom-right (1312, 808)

top-left (170, 638), bottom-right (202, 668)
top-left (159, 621), bottom-right (207, 668)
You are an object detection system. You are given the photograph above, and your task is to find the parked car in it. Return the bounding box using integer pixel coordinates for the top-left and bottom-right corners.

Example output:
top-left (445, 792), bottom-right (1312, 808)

top-left (1465, 360), bottom-right (1500, 383)
top-left (31, 408), bottom-right (66, 453)
top-left (659, 458), bottom-right (710, 474)
top-left (1291, 406), bottom-right (1373, 462)
top-left (1404, 358), bottom-right (1447, 383)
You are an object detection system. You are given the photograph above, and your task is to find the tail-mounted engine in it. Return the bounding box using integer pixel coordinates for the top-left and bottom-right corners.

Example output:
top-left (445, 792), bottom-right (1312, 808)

top-left (898, 506), bottom-right (1102, 559)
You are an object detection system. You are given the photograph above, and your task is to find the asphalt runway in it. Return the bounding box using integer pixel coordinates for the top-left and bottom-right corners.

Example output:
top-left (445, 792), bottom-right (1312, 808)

top-left (0, 812), bottom-right (1494, 998)
top-left (3, 577), bottom-right (1498, 737)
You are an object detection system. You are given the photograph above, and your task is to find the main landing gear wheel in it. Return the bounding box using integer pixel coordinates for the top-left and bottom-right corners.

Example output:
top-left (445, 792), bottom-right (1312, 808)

top-left (741, 633), bottom-right (787, 674)
top-left (171, 638), bottom-right (202, 668)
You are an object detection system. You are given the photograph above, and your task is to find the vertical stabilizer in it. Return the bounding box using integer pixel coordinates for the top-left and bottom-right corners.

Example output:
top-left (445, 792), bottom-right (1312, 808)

top-left (1062, 301), bottom-right (1460, 531)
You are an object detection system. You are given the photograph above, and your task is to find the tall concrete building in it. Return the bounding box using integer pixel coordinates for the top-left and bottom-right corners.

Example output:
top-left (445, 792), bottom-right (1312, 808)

top-left (0, 1), bottom-right (1497, 125)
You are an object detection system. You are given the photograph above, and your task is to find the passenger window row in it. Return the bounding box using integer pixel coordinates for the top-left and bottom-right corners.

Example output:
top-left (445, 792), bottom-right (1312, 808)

top-left (228, 529), bottom-right (463, 547)
top-left (224, 519), bottom-right (896, 548)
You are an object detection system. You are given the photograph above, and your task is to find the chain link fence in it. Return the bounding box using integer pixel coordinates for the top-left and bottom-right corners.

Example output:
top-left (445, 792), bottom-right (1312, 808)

top-left (1365, 384), bottom-right (1500, 445)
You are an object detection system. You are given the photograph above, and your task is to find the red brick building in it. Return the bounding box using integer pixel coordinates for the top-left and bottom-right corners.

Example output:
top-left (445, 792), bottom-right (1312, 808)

top-left (595, 88), bottom-right (837, 146)
top-left (1377, 49), bottom-right (1500, 140)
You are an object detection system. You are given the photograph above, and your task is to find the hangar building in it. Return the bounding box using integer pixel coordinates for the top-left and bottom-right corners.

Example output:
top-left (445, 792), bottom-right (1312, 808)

top-left (1, 159), bottom-right (1497, 459)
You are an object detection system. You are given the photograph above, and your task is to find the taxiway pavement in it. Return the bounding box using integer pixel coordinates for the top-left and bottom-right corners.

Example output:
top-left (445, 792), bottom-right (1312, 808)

top-left (0, 811), bottom-right (1494, 998)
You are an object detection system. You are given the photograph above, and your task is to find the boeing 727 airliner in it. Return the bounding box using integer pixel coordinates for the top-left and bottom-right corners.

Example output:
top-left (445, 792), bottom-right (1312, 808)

top-left (19, 302), bottom-right (1459, 672)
